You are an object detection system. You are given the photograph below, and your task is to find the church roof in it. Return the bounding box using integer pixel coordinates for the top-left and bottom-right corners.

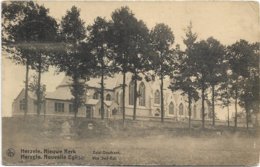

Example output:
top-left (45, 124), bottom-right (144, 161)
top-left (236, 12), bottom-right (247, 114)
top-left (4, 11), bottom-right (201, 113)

top-left (58, 74), bottom-right (122, 90)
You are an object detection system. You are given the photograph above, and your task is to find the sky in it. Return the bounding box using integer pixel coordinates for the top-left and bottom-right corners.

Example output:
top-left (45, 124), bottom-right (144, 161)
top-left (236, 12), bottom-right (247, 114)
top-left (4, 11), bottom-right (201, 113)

top-left (2, 1), bottom-right (260, 119)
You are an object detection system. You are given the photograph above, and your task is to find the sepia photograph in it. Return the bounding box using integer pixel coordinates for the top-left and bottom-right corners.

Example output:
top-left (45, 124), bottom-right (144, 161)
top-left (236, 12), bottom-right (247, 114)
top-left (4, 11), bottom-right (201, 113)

top-left (1, 1), bottom-right (260, 166)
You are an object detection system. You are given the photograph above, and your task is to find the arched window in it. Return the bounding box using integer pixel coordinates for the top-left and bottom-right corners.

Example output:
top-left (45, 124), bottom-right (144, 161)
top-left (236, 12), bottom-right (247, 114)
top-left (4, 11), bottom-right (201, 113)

top-left (129, 81), bottom-right (134, 105)
top-left (154, 90), bottom-right (160, 104)
top-left (93, 92), bottom-right (99, 99)
top-left (106, 94), bottom-right (111, 101)
top-left (139, 82), bottom-right (145, 106)
top-left (169, 102), bottom-right (174, 115)
top-left (179, 103), bottom-right (184, 115)
top-left (193, 105), bottom-right (197, 118)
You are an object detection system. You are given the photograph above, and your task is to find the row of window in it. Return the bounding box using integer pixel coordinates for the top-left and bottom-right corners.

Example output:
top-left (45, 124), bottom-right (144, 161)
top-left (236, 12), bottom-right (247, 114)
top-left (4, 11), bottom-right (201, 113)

top-left (129, 82), bottom-right (161, 106)
top-left (167, 103), bottom-right (199, 117)
top-left (55, 102), bottom-right (74, 113)
top-left (93, 92), bottom-right (112, 101)
top-left (168, 103), bottom-right (184, 115)
top-left (19, 100), bottom-right (72, 113)
top-left (129, 82), bottom-right (146, 106)
top-left (19, 99), bottom-right (201, 118)
top-left (90, 81), bottom-right (161, 107)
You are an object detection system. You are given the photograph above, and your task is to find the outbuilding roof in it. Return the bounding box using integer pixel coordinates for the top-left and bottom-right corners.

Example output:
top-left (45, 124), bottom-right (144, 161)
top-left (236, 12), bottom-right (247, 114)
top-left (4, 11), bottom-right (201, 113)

top-left (45, 87), bottom-right (73, 100)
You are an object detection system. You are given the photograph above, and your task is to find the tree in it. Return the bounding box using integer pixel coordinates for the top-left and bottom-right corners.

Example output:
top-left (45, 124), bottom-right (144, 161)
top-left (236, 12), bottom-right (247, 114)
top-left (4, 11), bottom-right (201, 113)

top-left (150, 23), bottom-right (175, 122)
top-left (204, 37), bottom-right (226, 126)
top-left (87, 17), bottom-right (113, 120)
top-left (28, 74), bottom-right (46, 117)
top-left (217, 47), bottom-right (235, 128)
top-left (226, 40), bottom-right (259, 129)
top-left (2, 1), bottom-right (58, 116)
top-left (217, 78), bottom-right (232, 127)
top-left (109, 6), bottom-right (148, 123)
top-left (127, 20), bottom-right (150, 120)
top-left (24, 6), bottom-right (58, 116)
top-left (191, 40), bottom-right (210, 128)
top-left (54, 6), bottom-right (94, 118)
top-left (169, 23), bottom-right (199, 128)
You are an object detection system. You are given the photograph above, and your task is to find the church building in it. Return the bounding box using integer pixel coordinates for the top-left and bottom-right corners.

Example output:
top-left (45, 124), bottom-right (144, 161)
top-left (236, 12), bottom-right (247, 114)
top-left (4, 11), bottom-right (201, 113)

top-left (12, 73), bottom-right (212, 121)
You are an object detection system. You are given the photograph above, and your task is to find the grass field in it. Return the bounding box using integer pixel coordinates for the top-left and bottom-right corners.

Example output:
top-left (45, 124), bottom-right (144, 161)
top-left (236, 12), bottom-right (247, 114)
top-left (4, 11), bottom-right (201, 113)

top-left (2, 116), bottom-right (260, 165)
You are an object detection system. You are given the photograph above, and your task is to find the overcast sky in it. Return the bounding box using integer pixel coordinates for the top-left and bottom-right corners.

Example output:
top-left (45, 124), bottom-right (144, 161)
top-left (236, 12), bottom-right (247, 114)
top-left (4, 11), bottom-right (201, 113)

top-left (2, 1), bottom-right (260, 118)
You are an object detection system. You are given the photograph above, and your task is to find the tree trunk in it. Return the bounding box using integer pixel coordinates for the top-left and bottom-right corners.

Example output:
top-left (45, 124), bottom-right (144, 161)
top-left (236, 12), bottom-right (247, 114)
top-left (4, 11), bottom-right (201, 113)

top-left (212, 85), bottom-right (215, 126)
top-left (74, 99), bottom-right (78, 118)
top-left (101, 59), bottom-right (105, 120)
top-left (227, 105), bottom-right (230, 127)
top-left (122, 72), bottom-right (126, 124)
top-left (36, 56), bottom-right (42, 116)
top-left (24, 61), bottom-right (29, 118)
top-left (44, 100), bottom-right (46, 120)
top-left (201, 84), bottom-right (205, 129)
top-left (73, 76), bottom-right (79, 118)
top-left (234, 87), bottom-right (238, 129)
top-left (133, 72), bottom-right (137, 120)
top-left (256, 112), bottom-right (259, 128)
top-left (245, 102), bottom-right (249, 130)
top-left (188, 93), bottom-right (192, 129)
top-left (160, 75), bottom-right (164, 123)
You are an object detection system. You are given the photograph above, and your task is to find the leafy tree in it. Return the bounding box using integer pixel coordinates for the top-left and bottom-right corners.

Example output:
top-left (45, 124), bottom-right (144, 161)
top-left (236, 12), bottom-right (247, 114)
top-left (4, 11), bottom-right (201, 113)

top-left (226, 40), bottom-right (259, 129)
top-left (191, 40), bottom-right (210, 128)
top-left (109, 6), bottom-right (148, 123)
top-left (170, 23), bottom-right (199, 128)
top-left (190, 37), bottom-right (226, 128)
top-left (217, 78), bottom-right (233, 127)
top-left (28, 74), bottom-right (46, 116)
top-left (204, 37), bottom-right (226, 126)
top-left (217, 48), bottom-right (235, 128)
top-left (60, 6), bottom-right (86, 44)
top-left (87, 17), bottom-right (113, 120)
top-left (54, 6), bottom-right (94, 118)
top-left (2, 1), bottom-right (58, 116)
top-left (127, 20), bottom-right (150, 120)
top-left (150, 23), bottom-right (175, 122)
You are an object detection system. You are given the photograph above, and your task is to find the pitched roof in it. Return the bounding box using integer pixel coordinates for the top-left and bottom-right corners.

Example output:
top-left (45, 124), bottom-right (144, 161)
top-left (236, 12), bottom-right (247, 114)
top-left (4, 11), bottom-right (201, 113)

top-left (15, 89), bottom-right (37, 100)
top-left (86, 99), bottom-right (99, 105)
top-left (104, 101), bottom-right (113, 107)
top-left (58, 74), bottom-right (122, 90)
top-left (46, 87), bottom-right (73, 100)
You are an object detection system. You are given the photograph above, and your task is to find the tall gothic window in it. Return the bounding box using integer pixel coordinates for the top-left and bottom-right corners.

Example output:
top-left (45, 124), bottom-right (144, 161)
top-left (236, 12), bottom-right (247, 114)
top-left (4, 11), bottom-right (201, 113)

top-left (139, 82), bottom-right (145, 106)
top-left (106, 94), bottom-right (111, 101)
top-left (179, 103), bottom-right (184, 115)
top-left (154, 90), bottom-right (160, 104)
top-left (93, 92), bottom-right (99, 99)
top-left (169, 102), bottom-right (174, 115)
top-left (129, 81), bottom-right (134, 105)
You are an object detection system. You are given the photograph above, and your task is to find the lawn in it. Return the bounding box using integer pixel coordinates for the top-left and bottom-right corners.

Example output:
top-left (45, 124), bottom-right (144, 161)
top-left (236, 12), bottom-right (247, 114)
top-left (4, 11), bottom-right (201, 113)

top-left (2, 116), bottom-right (260, 166)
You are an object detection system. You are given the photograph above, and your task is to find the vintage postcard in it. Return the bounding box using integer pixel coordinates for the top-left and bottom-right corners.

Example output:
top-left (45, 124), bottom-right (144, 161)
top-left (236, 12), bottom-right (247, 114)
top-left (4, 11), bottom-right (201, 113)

top-left (2, 1), bottom-right (260, 166)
